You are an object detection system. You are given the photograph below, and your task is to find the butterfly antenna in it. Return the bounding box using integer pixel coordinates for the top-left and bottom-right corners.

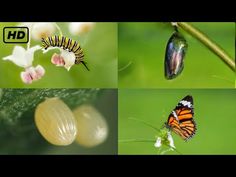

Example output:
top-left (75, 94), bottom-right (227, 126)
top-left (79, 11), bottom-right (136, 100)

top-left (162, 123), bottom-right (167, 129)
top-left (128, 117), bottom-right (160, 133)
top-left (81, 61), bottom-right (90, 71)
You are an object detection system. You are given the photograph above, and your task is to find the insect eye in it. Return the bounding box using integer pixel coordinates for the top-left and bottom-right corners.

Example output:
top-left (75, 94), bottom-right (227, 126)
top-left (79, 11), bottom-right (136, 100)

top-left (164, 31), bottom-right (188, 79)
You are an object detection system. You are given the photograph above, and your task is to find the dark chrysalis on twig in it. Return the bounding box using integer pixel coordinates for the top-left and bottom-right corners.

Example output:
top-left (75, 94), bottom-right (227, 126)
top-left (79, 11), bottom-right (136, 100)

top-left (165, 25), bottom-right (188, 80)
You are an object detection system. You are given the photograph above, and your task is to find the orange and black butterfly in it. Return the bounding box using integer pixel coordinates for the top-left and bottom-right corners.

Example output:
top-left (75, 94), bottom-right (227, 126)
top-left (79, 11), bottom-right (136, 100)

top-left (165, 95), bottom-right (196, 141)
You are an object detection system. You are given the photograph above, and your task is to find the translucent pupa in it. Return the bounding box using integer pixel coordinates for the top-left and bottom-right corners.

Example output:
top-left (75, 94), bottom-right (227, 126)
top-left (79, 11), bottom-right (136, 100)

top-left (35, 97), bottom-right (77, 146)
top-left (164, 31), bottom-right (188, 79)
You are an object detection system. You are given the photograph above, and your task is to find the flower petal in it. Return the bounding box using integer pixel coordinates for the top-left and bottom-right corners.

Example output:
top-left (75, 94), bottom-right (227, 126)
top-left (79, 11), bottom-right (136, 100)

top-left (154, 137), bottom-right (162, 148)
top-left (20, 65), bottom-right (45, 84)
top-left (69, 22), bottom-right (95, 35)
top-left (20, 71), bottom-right (33, 84)
top-left (167, 132), bottom-right (175, 149)
top-left (47, 48), bottom-right (75, 71)
top-left (25, 45), bottom-right (41, 67)
top-left (18, 22), bottom-right (34, 29)
top-left (3, 45), bottom-right (41, 68)
top-left (27, 66), bottom-right (38, 80)
top-left (31, 22), bottom-right (56, 41)
top-left (35, 65), bottom-right (45, 78)
top-left (51, 53), bottom-right (65, 66)
top-left (60, 50), bottom-right (75, 71)
top-left (3, 46), bottom-right (28, 67)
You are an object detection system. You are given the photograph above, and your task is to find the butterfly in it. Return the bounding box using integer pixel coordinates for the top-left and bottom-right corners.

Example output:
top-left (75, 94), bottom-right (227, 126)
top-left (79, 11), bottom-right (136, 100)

top-left (165, 95), bottom-right (196, 141)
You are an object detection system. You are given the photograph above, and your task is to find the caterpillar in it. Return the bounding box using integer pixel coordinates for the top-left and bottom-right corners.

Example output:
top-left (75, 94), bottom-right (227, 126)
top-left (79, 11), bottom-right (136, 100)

top-left (42, 35), bottom-right (89, 71)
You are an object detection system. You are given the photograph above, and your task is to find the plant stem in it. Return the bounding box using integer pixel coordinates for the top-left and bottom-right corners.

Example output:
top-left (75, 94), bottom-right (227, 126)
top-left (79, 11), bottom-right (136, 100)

top-left (54, 23), bottom-right (63, 36)
top-left (27, 24), bottom-right (33, 50)
top-left (118, 61), bottom-right (133, 72)
top-left (177, 22), bottom-right (235, 71)
top-left (119, 139), bottom-right (156, 143)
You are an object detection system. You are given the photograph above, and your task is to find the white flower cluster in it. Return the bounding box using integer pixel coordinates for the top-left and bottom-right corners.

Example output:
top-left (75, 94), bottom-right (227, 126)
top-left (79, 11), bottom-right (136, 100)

top-left (2, 22), bottom-right (95, 84)
top-left (3, 45), bottom-right (44, 84)
top-left (69, 22), bottom-right (95, 35)
top-left (154, 131), bottom-right (175, 149)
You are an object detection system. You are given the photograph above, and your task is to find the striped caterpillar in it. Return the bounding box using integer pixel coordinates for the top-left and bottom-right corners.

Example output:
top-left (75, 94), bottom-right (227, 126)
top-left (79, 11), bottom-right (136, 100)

top-left (42, 35), bottom-right (89, 70)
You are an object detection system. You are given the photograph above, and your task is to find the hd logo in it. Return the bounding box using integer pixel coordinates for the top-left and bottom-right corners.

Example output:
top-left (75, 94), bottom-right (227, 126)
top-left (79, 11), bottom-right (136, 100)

top-left (3, 27), bottom-right (29, 43)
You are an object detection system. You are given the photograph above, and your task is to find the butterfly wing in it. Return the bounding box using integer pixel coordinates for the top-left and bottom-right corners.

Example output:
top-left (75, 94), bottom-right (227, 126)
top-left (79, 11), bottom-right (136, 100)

top-left (166, 95), bottom-right (196, 141)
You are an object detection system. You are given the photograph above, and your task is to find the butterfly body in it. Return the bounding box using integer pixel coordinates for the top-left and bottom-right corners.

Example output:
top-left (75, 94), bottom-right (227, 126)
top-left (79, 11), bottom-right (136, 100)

top-left (165, 95), bottom-right (196, 141)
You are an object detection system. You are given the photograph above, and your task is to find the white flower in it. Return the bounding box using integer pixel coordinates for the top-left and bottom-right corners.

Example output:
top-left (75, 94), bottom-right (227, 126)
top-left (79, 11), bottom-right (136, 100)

top-left (45, 47), bottom-right (76, 71)
top-left (19, 22), bottom-right (33, 28)
top-left (20, 22), bottom-right (56, 41)
top-left (3, 45), bottom-right (45, 84)
top-left (31, 23), bottom-right (56, 40)
top-left (59, 49), bottom-right (76, 70)
top-left (167, 132), bottom-right (175, 149)
top-left (20, 65), bottom-right (45, 84)
top-left (3, 45), bottom-right (41, 68)
top-left (154, 132), bottom-right (175, 149)
top-left (51, 53), bottom-right (65, 66)
top-left (69, 22), bottom-right (95, 35)
top-left (154, 137), bottom-right (162, 148)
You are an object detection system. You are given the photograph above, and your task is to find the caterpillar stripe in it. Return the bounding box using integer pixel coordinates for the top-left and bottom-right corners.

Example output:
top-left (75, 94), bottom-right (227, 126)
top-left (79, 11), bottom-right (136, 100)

top-left (42, 35), bottom-right (89, 71)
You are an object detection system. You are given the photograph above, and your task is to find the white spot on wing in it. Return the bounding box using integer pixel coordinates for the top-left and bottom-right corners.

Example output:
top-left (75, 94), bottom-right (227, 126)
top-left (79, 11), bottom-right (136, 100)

top-left (172, 111), bottom-right (178, 121)
top-left (180, 100), bottom-right (192, 108)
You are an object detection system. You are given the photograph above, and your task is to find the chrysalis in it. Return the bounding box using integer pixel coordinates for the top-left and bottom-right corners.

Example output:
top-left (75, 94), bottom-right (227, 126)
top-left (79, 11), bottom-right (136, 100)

top-left (165, 31), bottom-right (188, 79)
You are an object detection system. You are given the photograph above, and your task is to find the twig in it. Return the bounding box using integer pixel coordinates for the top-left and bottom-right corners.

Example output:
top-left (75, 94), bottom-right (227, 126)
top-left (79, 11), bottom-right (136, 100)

top-left (54, 23), bottom-right (63, 36)
top-left (118, 61), bottom-right (133, 72)
top-left (177, 22), bottom-right (235, 71)
top-left (119, 139), bottom-right (156, 143)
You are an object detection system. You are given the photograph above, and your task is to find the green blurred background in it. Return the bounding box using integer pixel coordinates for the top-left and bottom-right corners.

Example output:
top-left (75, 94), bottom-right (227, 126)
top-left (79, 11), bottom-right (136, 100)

top-left (0, 89), bottom-right (117, 154)
top-left (0, 22), bottom-right (117, 88)
top-left (119, 89), bottom-right (236, 154)
top-left (118, 22), bottom-right (235, 88)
